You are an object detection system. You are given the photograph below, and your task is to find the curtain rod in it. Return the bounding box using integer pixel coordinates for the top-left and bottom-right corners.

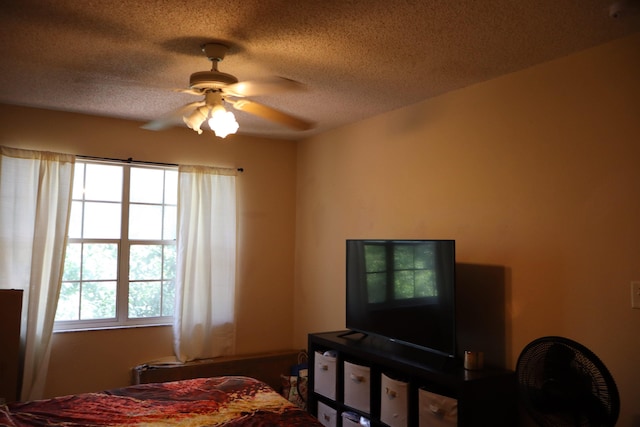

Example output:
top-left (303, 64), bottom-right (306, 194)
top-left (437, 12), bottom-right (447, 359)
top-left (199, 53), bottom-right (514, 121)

top-left (77, 155), bottom-right (244, 172)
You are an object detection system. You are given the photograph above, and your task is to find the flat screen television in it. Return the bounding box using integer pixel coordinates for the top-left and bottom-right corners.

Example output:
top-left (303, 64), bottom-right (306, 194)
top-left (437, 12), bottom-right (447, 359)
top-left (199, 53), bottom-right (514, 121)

top-left (346, 239), bottom-right (456, 358)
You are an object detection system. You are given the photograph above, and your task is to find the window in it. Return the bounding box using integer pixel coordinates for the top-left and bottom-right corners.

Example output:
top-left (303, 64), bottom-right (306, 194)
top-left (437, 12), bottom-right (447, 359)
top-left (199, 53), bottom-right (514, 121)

top-left (364, 241), bottom-right (439, 304)
top-left (55, 161), bottom-right (178, 330)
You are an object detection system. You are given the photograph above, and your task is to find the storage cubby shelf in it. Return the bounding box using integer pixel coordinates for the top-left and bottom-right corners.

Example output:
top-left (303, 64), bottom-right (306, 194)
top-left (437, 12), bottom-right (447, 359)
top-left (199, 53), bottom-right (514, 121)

top-left (308, 331), bottom-right (517, 427)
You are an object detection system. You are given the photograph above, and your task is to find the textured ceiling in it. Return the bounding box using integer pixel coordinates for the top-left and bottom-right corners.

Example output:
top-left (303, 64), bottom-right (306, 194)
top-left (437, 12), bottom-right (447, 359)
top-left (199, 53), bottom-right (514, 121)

top-left (1, 0), bottom-right (639, 140)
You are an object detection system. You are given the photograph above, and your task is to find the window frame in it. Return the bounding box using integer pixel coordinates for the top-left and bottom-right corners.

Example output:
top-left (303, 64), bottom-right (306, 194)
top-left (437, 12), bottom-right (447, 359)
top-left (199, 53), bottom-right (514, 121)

top-left (54, 160), bottom-right (178, 331)
top-left (363, 241), bottom-right (440, 308)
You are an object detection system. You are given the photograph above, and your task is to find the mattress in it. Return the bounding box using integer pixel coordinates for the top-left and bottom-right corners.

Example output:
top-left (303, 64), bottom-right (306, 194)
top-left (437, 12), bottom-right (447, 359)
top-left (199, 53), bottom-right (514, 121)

top-left (0, 376), bottom-right (322, 427)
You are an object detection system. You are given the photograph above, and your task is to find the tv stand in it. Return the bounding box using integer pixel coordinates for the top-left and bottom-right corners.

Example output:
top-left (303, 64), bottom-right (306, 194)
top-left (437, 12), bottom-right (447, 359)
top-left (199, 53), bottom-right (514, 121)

top-left (308, 331), bottom-right (516, 426)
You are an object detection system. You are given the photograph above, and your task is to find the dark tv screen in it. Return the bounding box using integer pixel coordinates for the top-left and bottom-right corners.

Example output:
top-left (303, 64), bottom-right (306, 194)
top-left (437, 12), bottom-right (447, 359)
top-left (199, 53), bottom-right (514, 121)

top-left (346, 239), bottom-right (456, 357)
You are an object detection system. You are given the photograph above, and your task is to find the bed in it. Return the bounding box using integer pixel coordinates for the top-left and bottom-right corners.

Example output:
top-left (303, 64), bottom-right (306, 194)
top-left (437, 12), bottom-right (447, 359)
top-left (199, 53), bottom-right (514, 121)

top-left (0, 376), bottom-right (323, 427)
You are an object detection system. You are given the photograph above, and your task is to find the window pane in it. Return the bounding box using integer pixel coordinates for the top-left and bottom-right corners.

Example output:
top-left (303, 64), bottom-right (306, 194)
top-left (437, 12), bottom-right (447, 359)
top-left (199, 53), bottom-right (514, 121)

top-left (68, 201), bottom-right (83, 238)
top-left (84, 202), bottom-right (121, 238)
top-left (394, 270), bottom-right (414, 299)
top-left (82, 243), bottom-right (118, 280)
top-left (55, 282), bottom-right (80, 321)
top-left (130, 168), bottom-right (164, 204)
top-left (130, 245), bottom-right (162, 280)
top-left (365, 245), bottom-right (386, 272)
top-left (84, 164), bottom-right (122, 202)
top-left (63, 243), bottom-right (81, 281)
top-left (80, 281), bottom-right (116, 319)
top-left (164, 170), bottom-right (178, 204)
top-left (394, 245), bottom-right (414, 269)
top-left (162, 280), bottom-right (175, 316)
top-left (163, 206), bottom-right (176, 240)
top-left (163, 245), bottom-right (176, 279)
top-left (414, 244), bottom-right (433, 269)
top-left (366, 272), bottom-right (386, 303)
top-left (129, 204), bottom-right (162, 240)
top-left (415, 270), bottom-right (436, 297)
top-left (72, 164), bottom-right (85, 199)
top-left (129, 281), bottom-right (161, 318)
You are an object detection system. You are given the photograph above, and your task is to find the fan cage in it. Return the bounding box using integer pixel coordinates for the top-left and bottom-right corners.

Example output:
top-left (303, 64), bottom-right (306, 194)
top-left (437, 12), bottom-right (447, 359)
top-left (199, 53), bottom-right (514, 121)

top-left (516, 336), bottom-right (620, 427)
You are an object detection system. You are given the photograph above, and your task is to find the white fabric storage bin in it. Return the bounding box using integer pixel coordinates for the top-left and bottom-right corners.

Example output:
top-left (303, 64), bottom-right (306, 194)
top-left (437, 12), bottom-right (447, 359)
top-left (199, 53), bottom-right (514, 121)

top-left (418, 388), bottom-right (458, 427)
top-left (342, 417), bottom-right (362, 427)
top-left (341, 412), bottom-right (369, 427)
top-left (380, 373), bottom-right (408, 427)
top-left (343, 361), bottom-right (371, 413)
top-left (316, 401), bottom-right (337, 427)
top-left (314, 351), bottom-right (337, 399)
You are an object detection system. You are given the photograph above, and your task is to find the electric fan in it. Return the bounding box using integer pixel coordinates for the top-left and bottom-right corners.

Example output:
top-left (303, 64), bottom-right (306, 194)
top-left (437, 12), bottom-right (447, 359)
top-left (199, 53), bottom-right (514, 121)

top-left (516, 336), bottom-right (620, 427)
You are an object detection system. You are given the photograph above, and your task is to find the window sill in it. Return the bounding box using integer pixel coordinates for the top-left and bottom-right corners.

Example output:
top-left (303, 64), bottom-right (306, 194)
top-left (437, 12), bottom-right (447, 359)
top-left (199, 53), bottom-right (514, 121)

top-left (53, 322), bottom-right (172, 334)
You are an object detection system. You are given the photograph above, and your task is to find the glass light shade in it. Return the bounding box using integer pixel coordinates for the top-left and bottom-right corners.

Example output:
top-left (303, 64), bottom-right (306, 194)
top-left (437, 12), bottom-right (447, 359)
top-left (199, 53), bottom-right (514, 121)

top-left (183, 106), bottom-right (209, 134)
top-left (208, 106), bottom-right (239, 138)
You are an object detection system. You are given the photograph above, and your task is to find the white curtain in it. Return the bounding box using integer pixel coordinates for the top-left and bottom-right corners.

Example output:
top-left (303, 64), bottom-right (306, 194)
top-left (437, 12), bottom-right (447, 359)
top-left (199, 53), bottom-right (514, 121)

top-left (173, 165), bottom-right (237, 362)
top-left (0, 146), bottom-right (74, 400)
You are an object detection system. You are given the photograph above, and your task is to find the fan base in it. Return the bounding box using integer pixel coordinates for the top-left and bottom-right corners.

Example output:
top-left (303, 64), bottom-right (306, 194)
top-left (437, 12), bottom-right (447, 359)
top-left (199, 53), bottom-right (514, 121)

top-left (202, 42), bottom-right (231, 61)
top-left (189, 71), bottom-right (238, 90)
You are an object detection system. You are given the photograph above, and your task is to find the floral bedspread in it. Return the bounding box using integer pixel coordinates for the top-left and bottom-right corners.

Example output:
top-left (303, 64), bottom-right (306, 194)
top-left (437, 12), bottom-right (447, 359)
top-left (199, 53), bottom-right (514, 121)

top-left (0, 376), bottom-right (322, 427)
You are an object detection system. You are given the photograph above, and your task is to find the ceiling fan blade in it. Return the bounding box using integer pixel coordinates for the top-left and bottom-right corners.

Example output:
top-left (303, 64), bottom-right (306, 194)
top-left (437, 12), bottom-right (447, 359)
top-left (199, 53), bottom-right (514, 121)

top-left (231, 99), bottom-right (315, 131)
top-left (142, 101), bottom-right (205, 131)
top-left (224, 77), bottom-right (306, 98)
top-left (175, 88), bottom-right (203, 96)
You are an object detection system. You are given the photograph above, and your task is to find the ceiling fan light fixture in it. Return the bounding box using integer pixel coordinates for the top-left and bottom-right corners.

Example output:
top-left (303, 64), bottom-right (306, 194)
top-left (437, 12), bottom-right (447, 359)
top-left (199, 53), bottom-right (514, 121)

top-left (143, 42), bottom-right (314, 137)
top-left (183, 105), bottom-right (209, 134)
top-left (208, 105), bottom-right (238, 138)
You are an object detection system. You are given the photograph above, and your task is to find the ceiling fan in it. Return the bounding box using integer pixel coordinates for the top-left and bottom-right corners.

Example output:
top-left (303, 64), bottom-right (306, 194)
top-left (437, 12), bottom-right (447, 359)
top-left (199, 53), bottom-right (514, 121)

top-left (143, 42), bottom-right (315, 138)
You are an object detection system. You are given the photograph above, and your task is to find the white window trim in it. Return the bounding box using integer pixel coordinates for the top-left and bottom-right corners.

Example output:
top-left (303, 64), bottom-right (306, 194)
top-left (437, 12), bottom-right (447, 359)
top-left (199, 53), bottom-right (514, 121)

top-left (54, 161), bottom-right (177, 332)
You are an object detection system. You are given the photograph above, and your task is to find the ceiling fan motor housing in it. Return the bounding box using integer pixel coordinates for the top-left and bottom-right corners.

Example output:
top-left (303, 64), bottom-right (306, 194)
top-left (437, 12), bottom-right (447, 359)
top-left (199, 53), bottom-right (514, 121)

top-left (189, 71), bottom-right (238, 90)
top-left (189, 42), bottom-right (238, 90)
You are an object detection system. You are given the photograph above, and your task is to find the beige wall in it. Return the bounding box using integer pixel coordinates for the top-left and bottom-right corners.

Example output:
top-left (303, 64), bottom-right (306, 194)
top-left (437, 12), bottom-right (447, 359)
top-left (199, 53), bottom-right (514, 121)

top-left (294, 33), bottom-right (640, 426)
top-left (0, 107), bottom-right (299, 396)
